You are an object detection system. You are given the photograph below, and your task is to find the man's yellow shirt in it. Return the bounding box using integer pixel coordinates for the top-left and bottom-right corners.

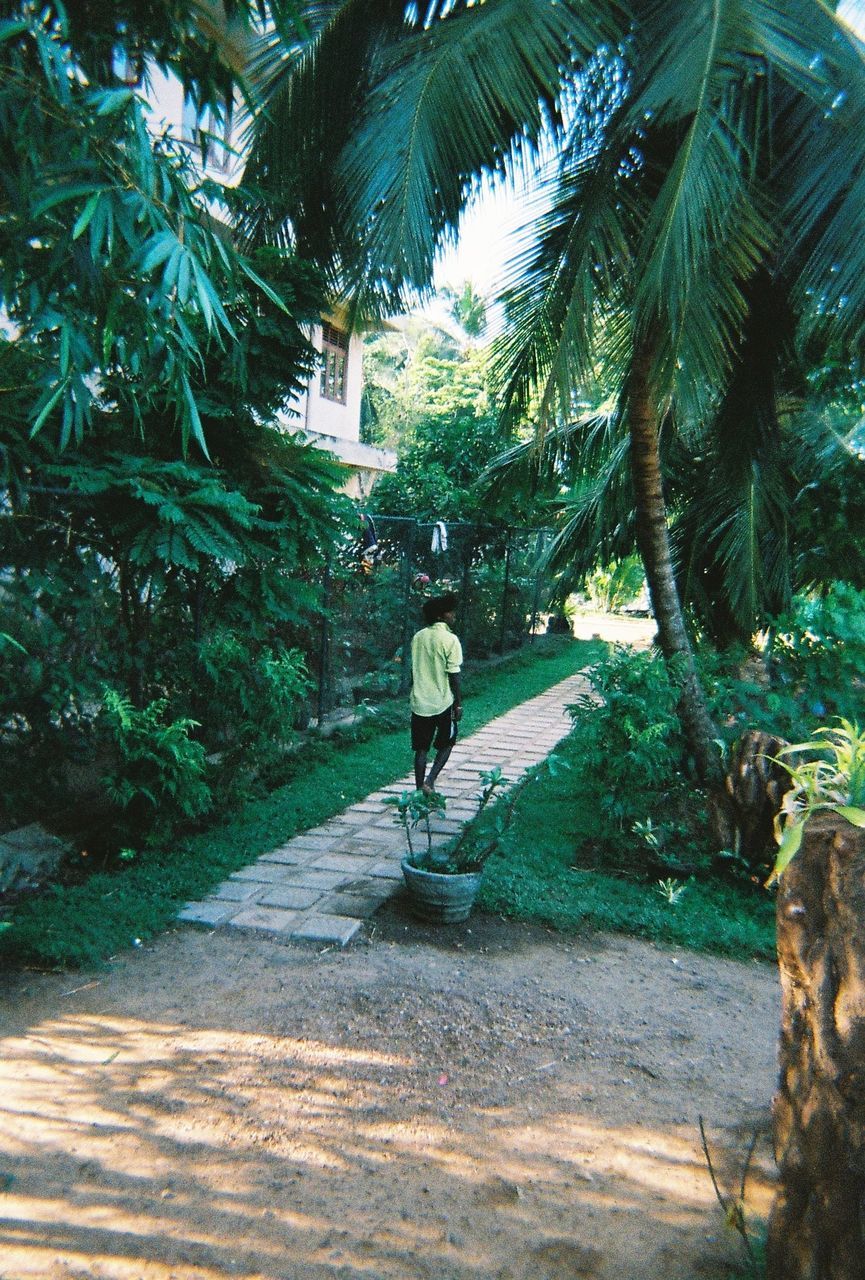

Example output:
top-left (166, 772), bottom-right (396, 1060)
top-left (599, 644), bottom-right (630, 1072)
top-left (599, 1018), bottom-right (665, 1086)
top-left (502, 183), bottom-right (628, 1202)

top-left (409, 622), bottom-right (463, 717)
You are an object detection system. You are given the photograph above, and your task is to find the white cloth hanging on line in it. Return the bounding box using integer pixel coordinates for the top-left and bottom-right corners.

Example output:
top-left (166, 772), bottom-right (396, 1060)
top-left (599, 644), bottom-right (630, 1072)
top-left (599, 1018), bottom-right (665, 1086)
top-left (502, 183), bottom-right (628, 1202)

top-left (431, 521), bottom-right (448, 553)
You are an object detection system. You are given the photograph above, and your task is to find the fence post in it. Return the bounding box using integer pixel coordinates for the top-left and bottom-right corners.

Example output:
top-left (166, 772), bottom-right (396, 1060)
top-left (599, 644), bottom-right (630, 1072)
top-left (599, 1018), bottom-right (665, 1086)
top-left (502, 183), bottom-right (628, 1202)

top-left (458, 535), bottom-right (472, 656)
top-left (529, 530), bottom-right (546, 642)
top-left (398, 522), bottom-right (414, 694)
top-left (317, 554), bottom-right (332, 724)
top-left (498, 538), bottom-right (512, 653)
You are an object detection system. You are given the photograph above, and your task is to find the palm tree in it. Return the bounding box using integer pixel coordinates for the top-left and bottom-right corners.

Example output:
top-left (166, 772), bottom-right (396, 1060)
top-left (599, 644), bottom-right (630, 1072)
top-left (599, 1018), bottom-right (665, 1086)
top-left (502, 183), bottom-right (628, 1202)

top-left (243, 0), bottom-right (864, 787)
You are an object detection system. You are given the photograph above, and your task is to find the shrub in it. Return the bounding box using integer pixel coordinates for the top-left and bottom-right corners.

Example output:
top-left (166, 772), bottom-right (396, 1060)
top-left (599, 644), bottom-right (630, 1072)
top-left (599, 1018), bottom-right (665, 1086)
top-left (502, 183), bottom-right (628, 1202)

top-left (187, 632), bottom-right (310, 794)
top-left (565, 647), bottom-right (710, 875)
top-left (99, 690), bottom-right (211, 846)
top-left (768, 582), bottom-right (865, 722)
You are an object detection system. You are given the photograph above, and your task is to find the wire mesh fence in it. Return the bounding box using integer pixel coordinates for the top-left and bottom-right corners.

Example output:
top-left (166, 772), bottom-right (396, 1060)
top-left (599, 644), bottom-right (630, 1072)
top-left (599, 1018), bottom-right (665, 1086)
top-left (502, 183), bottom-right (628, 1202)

top-left (309, 516), bottom-right (557, 719)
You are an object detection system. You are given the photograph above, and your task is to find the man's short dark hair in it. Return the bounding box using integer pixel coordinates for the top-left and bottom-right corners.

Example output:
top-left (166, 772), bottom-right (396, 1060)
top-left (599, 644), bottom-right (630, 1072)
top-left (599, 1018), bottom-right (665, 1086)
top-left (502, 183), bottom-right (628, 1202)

top-left (422, 593), bottom-right (459, 625)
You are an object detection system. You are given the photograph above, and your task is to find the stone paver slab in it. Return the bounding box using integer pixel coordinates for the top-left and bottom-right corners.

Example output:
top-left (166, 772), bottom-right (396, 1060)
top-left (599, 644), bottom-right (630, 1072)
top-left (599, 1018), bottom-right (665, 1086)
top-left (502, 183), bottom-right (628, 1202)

top-left (212, 880), bottom-right (264, 902)
top-left (335, 809), bottom-right (380, 826)
top-left (178, 900), bottom-right (241, 926)
top-left (320, 892), bottom-right (391, 918)
top-left (258, 885), bottom-right (325, 910)
top-left (257, 846), bottom-right (318, 866)
top-left (229, 863), bottom-right (294, 884)
top-left (226, 905), bottom-right (298, 933)
top-left (279, 868), bottom-right (353, 891)
top-left (290, 914), bottom-right (363, 946)
top-left (287, 834), bottom-right (342, 850)
top-left (309, 852), bottom-right (377, 873)
top-left (339, 876), bottom-right (393, 894)
top-left (368, 861), bottom-right (404, 879)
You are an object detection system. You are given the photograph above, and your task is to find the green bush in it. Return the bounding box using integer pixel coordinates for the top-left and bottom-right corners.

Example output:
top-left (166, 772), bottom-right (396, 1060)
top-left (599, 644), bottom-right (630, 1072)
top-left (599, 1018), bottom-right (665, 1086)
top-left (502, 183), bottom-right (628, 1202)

top-left (769, 582), bottom-right (865, 722)
top-left (481, 735), bottom-right (775, 960)
top-left (581, 555), bottom-right (646, 613)
top-left (564, 647), bottom-right (709, 875)
top-left (188, 631), bottom-right (310, 793)
top-left (99, 690), bottom-right (211, 845)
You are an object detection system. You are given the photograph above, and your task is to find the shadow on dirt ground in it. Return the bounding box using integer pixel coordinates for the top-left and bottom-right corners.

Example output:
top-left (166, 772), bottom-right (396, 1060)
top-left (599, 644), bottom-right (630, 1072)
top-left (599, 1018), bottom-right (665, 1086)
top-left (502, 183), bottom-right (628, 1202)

top-left (0, 909), bottom-right (776, 1280)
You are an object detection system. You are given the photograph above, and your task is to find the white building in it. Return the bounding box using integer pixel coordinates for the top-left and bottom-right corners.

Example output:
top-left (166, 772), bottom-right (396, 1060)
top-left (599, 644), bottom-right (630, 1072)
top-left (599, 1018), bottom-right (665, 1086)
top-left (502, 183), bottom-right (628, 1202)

top-left (143, 67), bottom-right (396, 498)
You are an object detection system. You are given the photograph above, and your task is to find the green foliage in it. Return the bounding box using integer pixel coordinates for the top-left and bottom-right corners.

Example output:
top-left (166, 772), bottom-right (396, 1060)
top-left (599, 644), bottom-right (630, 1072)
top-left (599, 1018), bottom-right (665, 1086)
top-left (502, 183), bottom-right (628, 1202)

top-left (0, 4), bottom-right (352, 840)
top-left (363, 331), bottom-right (528, 523)
top-left (479, 732), bottom-right (775, 961)
top-left (328, 561), bottom-right (407, 684)
top-left (581, 556), bottom-right (646, 613)
top-left (441, 281), bottom-right (487, 339)
top-left (0, 558), bottom-right (120, 823)
top-left (767, 583), bottom-right (865, 722)
top-left (100, 690), bottom-right (211, 844)
top-left (564, 647), bottom-right (707, 873)
top-left (191, 633), bottom-right (311, 793)
top-left (460, 556), bottom-right (535, 658)
top-left (769, 719), bottom-right (865, 885)
top-left (400, 767), bottom-right (514, 873)
top-left (0, 5), bottom-right (300, 455)
top-left (388, 788), bottom-right (447, 861)
top-left (0, 420), bottom-right (347, 832)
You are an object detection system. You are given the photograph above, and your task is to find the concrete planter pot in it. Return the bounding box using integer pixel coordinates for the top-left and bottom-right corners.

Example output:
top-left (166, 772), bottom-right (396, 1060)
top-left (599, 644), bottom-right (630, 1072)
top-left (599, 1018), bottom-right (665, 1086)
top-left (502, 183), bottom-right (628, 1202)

top-left (400, 858), bottom-right (484, 924)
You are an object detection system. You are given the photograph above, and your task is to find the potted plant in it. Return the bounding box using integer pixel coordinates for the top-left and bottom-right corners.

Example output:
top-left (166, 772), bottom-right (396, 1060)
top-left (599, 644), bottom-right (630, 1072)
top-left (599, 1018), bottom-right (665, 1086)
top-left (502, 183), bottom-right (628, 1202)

top-left (389, 768), bottom-right (515, 923)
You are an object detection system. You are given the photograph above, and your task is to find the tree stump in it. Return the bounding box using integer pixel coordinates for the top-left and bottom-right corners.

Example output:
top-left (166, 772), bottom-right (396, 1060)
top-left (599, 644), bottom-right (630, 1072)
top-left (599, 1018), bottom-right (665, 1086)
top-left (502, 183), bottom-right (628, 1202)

top-left (767, 814), bottom-right (865, 1279)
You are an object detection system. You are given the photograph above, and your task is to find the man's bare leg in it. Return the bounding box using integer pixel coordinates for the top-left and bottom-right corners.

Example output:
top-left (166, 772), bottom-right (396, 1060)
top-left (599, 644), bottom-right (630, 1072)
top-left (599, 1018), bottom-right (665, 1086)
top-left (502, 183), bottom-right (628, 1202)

top-left (424, 745), bottom-right (452, 793)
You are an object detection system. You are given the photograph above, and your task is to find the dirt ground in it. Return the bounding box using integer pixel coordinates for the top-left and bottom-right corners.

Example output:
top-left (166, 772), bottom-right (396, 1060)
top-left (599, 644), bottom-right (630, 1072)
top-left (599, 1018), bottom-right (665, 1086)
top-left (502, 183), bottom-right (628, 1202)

top-left (0, 901), bottom-right (779, 1280)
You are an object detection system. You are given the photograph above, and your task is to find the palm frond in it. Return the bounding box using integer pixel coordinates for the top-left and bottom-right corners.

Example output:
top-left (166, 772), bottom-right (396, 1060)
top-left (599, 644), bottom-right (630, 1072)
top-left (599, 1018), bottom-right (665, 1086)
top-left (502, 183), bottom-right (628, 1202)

top-left (492, 109), bottom-right (637, 428)
top-left (780, 8), bottom-right (865, 348)
top-left (334, 0), bottom-right (626, 309)
top-left (626, 4), bottom-right (779, 408)
top-left (241, 0), bottom-right (411, 266)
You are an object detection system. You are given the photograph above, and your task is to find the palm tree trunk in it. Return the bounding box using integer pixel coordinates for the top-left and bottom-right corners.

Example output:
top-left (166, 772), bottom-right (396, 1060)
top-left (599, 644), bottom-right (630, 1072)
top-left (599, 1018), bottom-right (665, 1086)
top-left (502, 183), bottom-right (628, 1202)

top-left (627, 337), bottom-right (722, 787)
top-left (768, 813), bottom-right (865, 1279)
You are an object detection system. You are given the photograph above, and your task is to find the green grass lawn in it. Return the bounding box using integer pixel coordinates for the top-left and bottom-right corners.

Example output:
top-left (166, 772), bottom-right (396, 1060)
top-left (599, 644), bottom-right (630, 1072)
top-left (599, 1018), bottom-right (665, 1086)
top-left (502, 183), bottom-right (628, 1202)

top-left (0, 636), bottom-right (604, 970)
top-left (481, 731), bottom-right (777, 961)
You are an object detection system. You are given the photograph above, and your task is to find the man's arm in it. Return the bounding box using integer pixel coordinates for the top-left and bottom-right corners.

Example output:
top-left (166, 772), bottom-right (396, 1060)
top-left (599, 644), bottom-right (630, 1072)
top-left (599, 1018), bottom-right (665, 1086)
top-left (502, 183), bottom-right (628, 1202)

top-left (449, 672), bottom-right (462, 720)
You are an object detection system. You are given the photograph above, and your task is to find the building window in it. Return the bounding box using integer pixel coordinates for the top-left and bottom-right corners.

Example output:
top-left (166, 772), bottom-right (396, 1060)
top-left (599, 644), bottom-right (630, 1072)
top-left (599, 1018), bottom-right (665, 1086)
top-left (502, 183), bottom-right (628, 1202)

top-left (181, 97), bottom-right (232, 172)
top-left (320, 322), bottom-right (349, 403)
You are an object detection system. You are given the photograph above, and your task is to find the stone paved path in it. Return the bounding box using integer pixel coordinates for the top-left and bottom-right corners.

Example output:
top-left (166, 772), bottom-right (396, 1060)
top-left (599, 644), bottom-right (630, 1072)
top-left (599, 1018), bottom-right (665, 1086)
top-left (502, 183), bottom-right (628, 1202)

top-left (178, 671), bottom-right (594, 947)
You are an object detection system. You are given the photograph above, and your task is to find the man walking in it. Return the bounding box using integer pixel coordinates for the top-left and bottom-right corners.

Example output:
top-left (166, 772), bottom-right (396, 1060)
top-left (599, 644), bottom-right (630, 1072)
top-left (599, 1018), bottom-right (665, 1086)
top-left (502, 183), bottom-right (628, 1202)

top-left (410, 593), bottom-right (463, 793)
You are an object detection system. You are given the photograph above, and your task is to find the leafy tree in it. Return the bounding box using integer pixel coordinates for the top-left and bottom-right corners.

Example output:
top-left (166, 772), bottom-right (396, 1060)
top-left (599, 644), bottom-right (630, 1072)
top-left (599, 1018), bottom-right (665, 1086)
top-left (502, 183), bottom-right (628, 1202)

top-left (0, 2), bottom-right (351, 834)
top-left (367, 334), bottom-right (512, 520)
top-left (487, 379), bottom-right (865, 646)
top-left (0, 2), bottom-right (310, 456)
top-left (441, 281), bottom-right (487, 340)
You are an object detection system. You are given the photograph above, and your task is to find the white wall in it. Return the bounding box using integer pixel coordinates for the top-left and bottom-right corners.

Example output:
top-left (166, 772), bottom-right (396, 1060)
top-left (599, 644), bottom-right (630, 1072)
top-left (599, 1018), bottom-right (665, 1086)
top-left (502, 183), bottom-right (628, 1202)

top-left (144, 67), bottom-right (243, 185)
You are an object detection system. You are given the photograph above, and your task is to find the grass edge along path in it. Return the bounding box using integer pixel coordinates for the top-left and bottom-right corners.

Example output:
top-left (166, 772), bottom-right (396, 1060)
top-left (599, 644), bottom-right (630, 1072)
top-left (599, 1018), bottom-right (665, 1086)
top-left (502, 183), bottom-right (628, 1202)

top-left (0, 637), bottom-right (603, 970)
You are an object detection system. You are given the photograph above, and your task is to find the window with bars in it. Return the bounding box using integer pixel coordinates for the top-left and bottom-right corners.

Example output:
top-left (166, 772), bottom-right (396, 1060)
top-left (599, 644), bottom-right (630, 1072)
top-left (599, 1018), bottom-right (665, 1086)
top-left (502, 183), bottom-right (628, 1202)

top-left (320, 322), bottom-right (349, 403)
